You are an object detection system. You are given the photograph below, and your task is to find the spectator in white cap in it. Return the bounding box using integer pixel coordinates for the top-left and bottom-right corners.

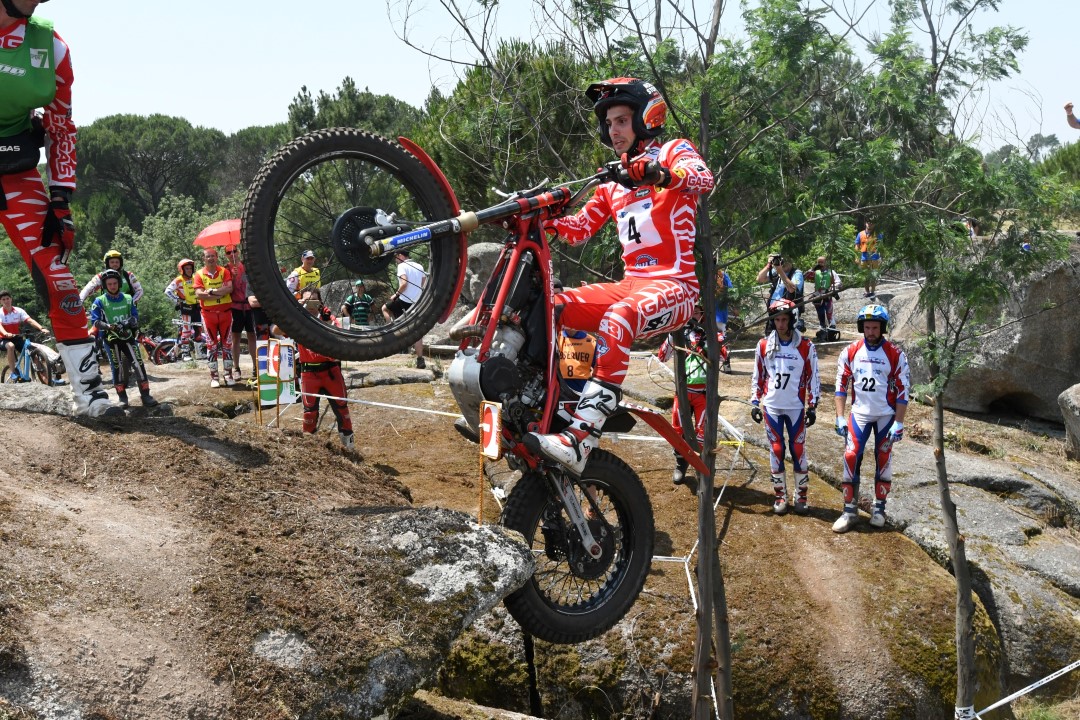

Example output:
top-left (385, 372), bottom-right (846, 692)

top-left (286, 250), bottom-right (320, 295)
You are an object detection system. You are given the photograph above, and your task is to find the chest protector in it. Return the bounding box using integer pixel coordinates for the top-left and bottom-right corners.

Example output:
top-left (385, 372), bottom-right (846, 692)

top-left (0, 18), bottom-right (53, 174)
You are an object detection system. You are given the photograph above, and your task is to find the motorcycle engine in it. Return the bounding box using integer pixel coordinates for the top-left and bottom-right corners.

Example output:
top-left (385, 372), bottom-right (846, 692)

top-left (449, 323), bottom-right (533, 438)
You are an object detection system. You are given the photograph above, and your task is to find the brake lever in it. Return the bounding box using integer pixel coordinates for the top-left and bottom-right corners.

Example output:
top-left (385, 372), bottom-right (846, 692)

top-left (491, 177), bottom-right (552, 200)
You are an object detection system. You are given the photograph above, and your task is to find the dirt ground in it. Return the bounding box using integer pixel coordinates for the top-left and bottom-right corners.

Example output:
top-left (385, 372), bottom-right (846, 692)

top-left (0, 331), bottom-right (1075, 719)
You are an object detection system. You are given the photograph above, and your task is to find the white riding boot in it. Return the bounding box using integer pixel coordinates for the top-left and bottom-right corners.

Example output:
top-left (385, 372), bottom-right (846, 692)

top-left (56, 341), bottom-right (124, 418)
top-left (524, 378), bottom-right (621, 475)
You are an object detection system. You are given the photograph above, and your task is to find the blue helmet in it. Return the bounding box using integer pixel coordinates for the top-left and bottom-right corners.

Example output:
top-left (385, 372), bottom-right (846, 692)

top-left (857, 304), bottom-right (889, 334)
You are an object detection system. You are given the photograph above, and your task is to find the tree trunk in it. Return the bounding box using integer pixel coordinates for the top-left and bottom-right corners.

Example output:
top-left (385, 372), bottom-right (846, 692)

top-left (926, 307), bottom-right (978, 718)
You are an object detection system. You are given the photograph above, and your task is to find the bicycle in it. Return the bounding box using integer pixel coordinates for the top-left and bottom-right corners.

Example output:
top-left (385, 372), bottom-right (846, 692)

top-left (2, 330), bottom-right (65, 386)
top-left (241, 128), bottom-right (709, 643)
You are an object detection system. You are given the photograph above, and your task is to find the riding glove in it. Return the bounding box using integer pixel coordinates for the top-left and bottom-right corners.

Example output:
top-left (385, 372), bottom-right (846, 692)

top-left (619, 153), bottom-right (669, 188)
top-left (888, 421), bottom-right (905, 443)
top-left (42, 198), bottom-right (75, 265)
top-left (750, 403), bottom-right (763, 424)
top-left (806, 407), bottom-right (817, 427)
top-left (835, 417), bottom-right (848, 437)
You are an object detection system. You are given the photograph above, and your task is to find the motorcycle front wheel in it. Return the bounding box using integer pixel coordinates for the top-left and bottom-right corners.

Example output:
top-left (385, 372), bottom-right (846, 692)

top-left (241, 128), bottom-right (462, 361)
top-left (501, 450), bottom-right (655, 644)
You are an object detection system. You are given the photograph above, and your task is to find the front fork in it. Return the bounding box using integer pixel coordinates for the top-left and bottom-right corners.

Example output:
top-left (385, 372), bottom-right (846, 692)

top-left (548, 468), bottom-right (604, 560)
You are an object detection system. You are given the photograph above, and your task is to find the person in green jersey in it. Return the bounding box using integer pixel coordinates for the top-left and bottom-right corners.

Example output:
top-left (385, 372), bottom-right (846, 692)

top-left (340, 279), bottom-right (374, 326)
top-left (88, 270), bottom-right (158, 408)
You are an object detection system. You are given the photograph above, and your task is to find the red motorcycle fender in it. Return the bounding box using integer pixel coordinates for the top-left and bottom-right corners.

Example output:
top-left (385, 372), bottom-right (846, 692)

top-left (398, 136), bottom-right (468, 323)
top-left (621, 402), bottom-right (710, 476)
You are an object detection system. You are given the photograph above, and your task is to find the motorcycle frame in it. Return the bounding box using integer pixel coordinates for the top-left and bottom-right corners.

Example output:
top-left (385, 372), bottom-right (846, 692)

top-left (369, 147), bottom-right (711, 478)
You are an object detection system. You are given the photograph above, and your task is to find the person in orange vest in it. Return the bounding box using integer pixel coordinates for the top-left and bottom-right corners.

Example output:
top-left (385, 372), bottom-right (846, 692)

top-left (192, 248), bottom-right (234, 387)
top-left (855, 219), bottom-right (882, 299)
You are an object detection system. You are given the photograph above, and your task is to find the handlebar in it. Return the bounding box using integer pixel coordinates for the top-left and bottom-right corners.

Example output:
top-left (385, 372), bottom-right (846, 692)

top-left (361, 162), bottom-right (624, 257)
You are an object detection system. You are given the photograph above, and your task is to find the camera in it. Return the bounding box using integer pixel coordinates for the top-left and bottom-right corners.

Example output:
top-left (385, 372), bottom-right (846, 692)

top-left (770, 254), bottom-right (783, 267)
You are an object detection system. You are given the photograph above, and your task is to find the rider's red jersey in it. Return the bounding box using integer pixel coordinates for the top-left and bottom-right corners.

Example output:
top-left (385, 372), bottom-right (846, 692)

top-left (548, 138), bottom-right (713, 285)
top-left (0, 19), bottom-right (76, 190)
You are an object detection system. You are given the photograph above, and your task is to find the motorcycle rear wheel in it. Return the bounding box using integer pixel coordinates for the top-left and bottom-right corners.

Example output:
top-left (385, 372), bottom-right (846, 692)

top-left (501, 450), bottom-right (654, 644)
top-left (241, 128), bottom-right (461, 361)
top-left (152, 339), bottom-right (177, 365)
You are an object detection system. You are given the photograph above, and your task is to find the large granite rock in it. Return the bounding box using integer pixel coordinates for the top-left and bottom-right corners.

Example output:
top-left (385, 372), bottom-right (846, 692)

top-left (425, 242), bottom-right (507, 347)
top-left (1059, 384), bottom-right (1080, 460)
top-left (886, 256), bottom-right (1080, 422)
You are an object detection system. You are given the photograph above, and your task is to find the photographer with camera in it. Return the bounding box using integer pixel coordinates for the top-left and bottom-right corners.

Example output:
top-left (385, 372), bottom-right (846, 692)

top-left (756, 252), bottom-right (805, 334)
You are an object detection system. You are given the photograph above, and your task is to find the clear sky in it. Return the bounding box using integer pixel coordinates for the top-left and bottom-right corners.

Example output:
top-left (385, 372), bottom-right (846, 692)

top-left (48, 0), bottom-right (1078, 153)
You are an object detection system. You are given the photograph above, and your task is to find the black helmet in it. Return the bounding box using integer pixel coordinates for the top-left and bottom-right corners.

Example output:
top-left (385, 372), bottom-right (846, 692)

top-left (585, 77), bottom-right (667, 150)
top-left (1, 0), bottom-right (37, 18)
top-left (101, 269), bottom-right (123, 292)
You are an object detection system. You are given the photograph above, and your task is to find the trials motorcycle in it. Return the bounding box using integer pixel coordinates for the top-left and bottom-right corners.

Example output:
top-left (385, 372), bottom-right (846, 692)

top-left (240, 128), bottom-right (708, 643)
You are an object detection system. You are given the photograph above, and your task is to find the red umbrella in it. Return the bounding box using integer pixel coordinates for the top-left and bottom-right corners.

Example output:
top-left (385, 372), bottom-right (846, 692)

top-left (193, 218), bottom-right (241, 249)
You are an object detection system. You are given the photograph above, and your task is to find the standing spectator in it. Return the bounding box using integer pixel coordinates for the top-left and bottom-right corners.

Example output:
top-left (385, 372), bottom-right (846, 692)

top-left (832, 304), bottom-right (911, 533)
top-left (248, 293), bottom-right (270, 343)
top-left (193, 248), bottom-right (234, 388)
top-left (381, 249), bottom-right (428, 368)
top-left (749, 299), bottom-right (820, 514)
top-left (79, 249), bottom-right (144, 305)
top-left (295, 288), bottom-right (354, 449)
top-left (755, 253), bottom-right (804, 334)
top-left (0, 0), bottom-right (120, 416)
top-left (164, 258), bottom-right (202, 361)
top-left (340, 279), bottom-right (374, 327)
top-left (88, 270), bottom-right (157, 408)
top-left (285, 249), bottom-right (320, 295)
top-left (714, 268), bottom-right (735, 372)
top-left (657, 304), bottom-right (714, 487)
top-left (856, 220), bottom-right (882, 298)
top-left (225, 246), bottom-right (256, 382)
top-left (963, 217), bottom-right (978, 240)
top-left (0, 290), bottom-right (48, 380)
top-left (808, 255), bottom-right (842, 341)
top-left (1065, 102), bottom-right (1080, 130)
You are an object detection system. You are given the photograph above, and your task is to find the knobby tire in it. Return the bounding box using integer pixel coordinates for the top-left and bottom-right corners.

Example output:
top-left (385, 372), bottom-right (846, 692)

top-left (241, 128), bottom-right (461, 361)
top-left (152, 340), bottom-right (177, 366)
top-left (501, 450), bottom-right (654, 644)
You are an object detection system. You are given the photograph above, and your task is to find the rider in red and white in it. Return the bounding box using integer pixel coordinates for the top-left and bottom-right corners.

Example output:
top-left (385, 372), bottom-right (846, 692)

top-left (0, 0), bottom-right (121, 416)
top-left (749, 299), bottom-right (821, 514)
top-left (832, 304), bottom-right (911, 533)
top-left (526, 77), bottom-right (714, 475)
